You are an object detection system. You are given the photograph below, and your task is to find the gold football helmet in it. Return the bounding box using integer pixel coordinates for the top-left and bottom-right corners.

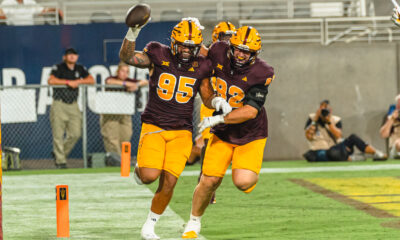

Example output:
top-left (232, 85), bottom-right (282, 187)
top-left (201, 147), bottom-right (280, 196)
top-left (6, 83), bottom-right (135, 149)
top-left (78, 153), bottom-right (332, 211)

top-left (229, 26), bottom-right (261, 67)
top-left (171, 18), bottom-right (203, 62)
top-left (212, 21), bottom-right (236, 43)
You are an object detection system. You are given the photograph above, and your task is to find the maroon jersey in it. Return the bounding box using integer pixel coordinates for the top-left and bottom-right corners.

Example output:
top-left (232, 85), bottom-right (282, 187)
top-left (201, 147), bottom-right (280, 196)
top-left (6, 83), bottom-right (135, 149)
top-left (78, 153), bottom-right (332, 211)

top-left (208, 41), bottom-right (275, 145)
top-left (141, 41), bottom-right (213, 131)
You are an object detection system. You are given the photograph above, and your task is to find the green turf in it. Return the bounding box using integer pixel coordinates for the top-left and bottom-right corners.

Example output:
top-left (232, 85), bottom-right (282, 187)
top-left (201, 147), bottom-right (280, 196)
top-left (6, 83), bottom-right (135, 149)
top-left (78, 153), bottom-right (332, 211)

top-left (4, 161), bottom-right (400, 239)
top-left (3, 173), bottom-right (198, 240)
top-left (148, 166), bottom-right (400, 240)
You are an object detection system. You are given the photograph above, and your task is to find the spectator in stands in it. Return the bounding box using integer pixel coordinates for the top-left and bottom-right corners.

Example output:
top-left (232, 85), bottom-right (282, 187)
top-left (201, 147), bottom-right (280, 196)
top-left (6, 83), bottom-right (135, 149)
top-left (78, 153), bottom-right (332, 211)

top-left (48, 48), bottom-right (94, 169)
top-left (380, 94), bottom-right (400, 158)
top-left (0, 0), bottom-right (63, 25)
top-left (304, 100), bottom-right (387, 162)
top-left (100, 63), bottom-right (148, 161)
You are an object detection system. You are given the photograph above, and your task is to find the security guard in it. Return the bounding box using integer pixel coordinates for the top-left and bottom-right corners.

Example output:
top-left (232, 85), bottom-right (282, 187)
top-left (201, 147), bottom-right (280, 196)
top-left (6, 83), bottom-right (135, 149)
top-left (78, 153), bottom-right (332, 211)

top-left (48, 48), bottom-right (94, 168)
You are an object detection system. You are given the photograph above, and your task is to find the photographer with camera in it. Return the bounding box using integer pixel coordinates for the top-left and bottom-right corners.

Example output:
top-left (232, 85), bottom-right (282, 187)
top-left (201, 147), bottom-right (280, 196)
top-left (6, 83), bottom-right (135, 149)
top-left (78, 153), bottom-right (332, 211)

top-left (304, 100), bottom-right (387, 162)
top-left (380, 94), bottom-right (400, 158)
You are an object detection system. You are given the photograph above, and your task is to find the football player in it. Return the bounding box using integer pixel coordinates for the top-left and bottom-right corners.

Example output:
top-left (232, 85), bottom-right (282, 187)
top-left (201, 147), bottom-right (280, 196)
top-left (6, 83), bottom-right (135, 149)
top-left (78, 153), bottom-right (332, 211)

top-left (192, 21), bottom-right (237, 205)
top-left (182, 26), bottom-right (275, 239)
top-left (211, 21), bottom-right (236, 43)
top-left (200, 21), bottom-right (236, 143)
top-left (119, 17), bottom-right (232, 240)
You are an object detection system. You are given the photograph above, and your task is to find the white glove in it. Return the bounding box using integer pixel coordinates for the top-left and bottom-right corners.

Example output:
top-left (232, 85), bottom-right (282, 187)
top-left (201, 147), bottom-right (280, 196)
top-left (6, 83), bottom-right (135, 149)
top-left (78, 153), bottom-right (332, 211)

top-left (211, 97), bottom-right (232, 116)
top-left (125, 28), bottom-right (142, 41)
top-left (198, 115), bottom-right (225, 134)
top-left (392, 8), bottom-right (400, 27)
top-left (125, 18), bottom-right (151, 42)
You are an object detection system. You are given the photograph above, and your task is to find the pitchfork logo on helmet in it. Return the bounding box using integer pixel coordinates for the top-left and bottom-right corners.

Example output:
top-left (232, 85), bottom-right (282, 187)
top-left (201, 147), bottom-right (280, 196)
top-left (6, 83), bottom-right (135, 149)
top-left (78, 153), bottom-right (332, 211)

top-left (212, 21), bottom-right (236, 43)
top-left (171, 18), bottom-right (203, 63)
top-left (229, 26), bottom-right (261, 67)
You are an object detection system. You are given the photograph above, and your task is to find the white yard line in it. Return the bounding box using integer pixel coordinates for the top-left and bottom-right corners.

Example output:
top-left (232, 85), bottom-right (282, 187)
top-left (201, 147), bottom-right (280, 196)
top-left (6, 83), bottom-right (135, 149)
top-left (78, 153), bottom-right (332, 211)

top-left (3, 173), bottom-right (205, 240)
top-left (180, 164), bottom-right (400, 176)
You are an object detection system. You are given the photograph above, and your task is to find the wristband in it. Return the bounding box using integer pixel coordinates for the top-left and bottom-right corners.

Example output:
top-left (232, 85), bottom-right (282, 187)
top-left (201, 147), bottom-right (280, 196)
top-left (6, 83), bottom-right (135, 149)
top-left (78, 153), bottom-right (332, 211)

top-left (311, 121), bottom-right (316, 126)
top-left (122, 81), bottom-right (126, 86)
top-left (66, 80), bottom-right (69, 85)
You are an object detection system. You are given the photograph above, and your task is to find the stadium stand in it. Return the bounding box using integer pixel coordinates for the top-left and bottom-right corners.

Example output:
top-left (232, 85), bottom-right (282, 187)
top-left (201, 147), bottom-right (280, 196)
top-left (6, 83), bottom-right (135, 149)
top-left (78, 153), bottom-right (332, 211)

top-left (202, 9), bottom-right (219, 21)
top-left (90, 11), bottom-right (114, 23)
top-left (0, 0), bottom-right (398, 169)
top-left (19, 0), bottom-right (369, 24)
top-left (160, 9), bottom-right (183, 21)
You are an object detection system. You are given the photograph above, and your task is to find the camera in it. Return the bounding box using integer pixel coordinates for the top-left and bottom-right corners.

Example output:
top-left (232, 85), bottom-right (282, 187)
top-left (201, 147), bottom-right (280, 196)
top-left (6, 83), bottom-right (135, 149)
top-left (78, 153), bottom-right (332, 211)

top-left (321, 108), bottom-right (330, 117)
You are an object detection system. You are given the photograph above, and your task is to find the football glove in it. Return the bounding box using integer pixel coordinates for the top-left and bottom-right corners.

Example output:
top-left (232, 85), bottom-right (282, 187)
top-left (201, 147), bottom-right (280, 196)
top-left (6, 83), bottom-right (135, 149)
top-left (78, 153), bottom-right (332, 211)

top-left (198, 115), bottom-right (224, 134)
top-left (211, 97), bottom-right (232, 116)
top-left (125, 17), bottom-right (150, 42)
top-left (392, 8), bottom-right (400, 27)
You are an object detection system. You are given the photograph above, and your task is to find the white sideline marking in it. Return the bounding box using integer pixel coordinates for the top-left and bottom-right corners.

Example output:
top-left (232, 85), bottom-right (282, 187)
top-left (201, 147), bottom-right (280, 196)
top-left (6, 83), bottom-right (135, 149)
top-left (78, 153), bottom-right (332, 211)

top-left (3, 173), bottom-right (205, 240)
top-left (180, 164), bottom-right (400, 176)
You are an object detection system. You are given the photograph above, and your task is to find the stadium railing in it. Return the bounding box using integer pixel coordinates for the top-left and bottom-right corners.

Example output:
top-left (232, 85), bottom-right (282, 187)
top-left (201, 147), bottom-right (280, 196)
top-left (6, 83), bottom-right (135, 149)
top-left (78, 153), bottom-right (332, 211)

top-left (325, 17), bottom-right (398, 45)
top-left (240, 16), bottom-right (400, 45)
top-left (0, 84), bottom-right (202, 170)
top-left (240, 18), bottom-right (325, 44)
top-left (1, 0), bottom-right (369, 25)
top-left (61, 0), bottom-right (365, 24)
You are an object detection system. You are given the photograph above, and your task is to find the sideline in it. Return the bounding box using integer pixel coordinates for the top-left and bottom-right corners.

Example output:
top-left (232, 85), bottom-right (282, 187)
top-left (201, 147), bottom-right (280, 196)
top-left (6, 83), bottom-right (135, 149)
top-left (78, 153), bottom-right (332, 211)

top-left (180, 164), bottom-right (400, 176)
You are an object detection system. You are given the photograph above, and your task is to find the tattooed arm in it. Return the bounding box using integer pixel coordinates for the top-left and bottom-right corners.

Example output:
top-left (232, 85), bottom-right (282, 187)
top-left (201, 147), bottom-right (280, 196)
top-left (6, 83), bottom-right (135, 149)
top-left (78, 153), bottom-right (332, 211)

top-left (119, 24), bottom-right (152, 68)
top-left (199, 77), bottom-right (215, 109)
top-left (119, 39), bottom-right (152, 69)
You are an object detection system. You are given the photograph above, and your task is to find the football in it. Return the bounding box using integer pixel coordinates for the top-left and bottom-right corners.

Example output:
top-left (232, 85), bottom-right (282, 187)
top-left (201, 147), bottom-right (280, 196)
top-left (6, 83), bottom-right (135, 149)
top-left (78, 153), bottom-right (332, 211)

top-left (125, 4), bottom-right (151, 28)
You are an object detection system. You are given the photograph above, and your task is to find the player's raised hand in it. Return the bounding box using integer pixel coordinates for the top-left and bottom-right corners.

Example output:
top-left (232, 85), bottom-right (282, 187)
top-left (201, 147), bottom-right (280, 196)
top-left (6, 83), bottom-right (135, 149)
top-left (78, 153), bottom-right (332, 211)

top-left (392, 8), bottom-right (400, 27)
top-left (125, 4), bottom-right (151, 41)
top-left (198, 115), bottom-right (225, 134)
top-left (211, 97), bottom-right (232, 116)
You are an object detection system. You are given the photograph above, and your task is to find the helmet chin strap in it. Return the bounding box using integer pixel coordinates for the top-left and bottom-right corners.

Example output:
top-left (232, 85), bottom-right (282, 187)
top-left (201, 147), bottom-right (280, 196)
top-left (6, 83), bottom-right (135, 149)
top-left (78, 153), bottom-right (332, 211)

top-left (229, 46), bottom-right (248, 69)
top-left (175, 45), bottom-right (200, 65)
top-left (231, 59), bottom-right (247, 68)
top-left (175, 53), bottom-right (193, 66)
top-left (229, 46), bottom-right (258, 69)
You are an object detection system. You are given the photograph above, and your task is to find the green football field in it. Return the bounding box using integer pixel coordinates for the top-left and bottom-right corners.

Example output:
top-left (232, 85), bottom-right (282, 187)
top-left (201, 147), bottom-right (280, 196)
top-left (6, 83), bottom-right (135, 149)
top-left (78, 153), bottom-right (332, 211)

top-left (3, 160), bottom-right (400, 239)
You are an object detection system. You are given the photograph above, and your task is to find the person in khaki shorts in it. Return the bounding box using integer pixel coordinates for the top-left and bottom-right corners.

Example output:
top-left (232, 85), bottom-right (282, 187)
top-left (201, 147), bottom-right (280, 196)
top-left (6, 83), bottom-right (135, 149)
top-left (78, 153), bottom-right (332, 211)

top-left (100, 63), bottom-right (148, 157)
top-left (48, 48), bottom-right (94, 168)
